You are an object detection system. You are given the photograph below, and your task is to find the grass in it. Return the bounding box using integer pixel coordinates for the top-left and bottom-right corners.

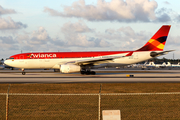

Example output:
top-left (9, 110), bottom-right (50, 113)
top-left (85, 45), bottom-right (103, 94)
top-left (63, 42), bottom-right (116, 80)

top-left (3, 83), bottom-right (180, 94)
top-left (0, 95), bottom-right (6, 120)
top-left (0, 84), bottom-right (10, 93)
top-left (0, 83), bottom-right (180, 119)
top-left (101, 95), bottom-right (180, 119)
top-left (8, 95), bottom-right (98, 120)
top-left (101, 83), bottom-right (180, 93)
top-left (8, 83), bottom-right (101, 94)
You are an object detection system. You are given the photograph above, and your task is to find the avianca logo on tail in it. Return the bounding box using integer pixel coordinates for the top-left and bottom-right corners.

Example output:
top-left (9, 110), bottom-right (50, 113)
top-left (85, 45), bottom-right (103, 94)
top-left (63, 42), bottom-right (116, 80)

top-left (27, 53), bottom-right (57, 58)
top-left (148, 38), bottom-right (165, 50)
top-left (137, 25), bottom-right (170, 51)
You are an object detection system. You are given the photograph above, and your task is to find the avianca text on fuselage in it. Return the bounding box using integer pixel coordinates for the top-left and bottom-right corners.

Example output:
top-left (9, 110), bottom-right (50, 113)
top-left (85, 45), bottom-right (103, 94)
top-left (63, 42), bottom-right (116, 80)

top-left (28, 53), bottom-right (57, 58)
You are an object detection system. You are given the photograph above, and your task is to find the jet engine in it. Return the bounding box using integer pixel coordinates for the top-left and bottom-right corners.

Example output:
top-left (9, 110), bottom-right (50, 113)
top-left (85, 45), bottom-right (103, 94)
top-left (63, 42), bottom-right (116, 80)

top-left (60, 64), bottom-right (81, 73)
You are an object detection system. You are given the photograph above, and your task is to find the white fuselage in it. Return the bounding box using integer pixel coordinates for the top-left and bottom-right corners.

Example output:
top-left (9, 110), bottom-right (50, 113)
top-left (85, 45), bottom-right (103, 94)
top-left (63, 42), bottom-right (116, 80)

top-left (4, 51), bottom-right (153, 69)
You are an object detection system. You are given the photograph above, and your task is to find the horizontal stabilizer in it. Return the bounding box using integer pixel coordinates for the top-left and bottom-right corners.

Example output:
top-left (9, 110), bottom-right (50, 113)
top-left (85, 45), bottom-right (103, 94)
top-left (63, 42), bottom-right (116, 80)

top-left (150, 50), bottom-right (174, 57)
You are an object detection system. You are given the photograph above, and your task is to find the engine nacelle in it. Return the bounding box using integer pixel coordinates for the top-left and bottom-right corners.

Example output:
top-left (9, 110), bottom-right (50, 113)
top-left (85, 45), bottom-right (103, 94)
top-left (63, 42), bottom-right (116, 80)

top-left (60, 64), bottom-right (81, 73)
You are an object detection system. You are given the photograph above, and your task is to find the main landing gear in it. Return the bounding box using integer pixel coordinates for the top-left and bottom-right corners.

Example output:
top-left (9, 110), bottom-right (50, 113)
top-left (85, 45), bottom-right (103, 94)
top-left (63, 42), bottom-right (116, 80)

top-left (22, 68), bottom-right (26, 75)
top-left (80, 70), bottom-right (96, 75)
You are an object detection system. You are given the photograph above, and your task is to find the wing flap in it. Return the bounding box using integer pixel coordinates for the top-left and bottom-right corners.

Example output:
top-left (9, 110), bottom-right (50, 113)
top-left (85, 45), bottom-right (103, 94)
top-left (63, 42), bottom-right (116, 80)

top-left (56, 52), bottom-right (133, 66)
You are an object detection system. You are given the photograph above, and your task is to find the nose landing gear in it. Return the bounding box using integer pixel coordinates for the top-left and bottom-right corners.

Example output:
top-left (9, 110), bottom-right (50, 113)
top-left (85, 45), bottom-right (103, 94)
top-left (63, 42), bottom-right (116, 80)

top-left (22, 68), bottom-right (26, 75)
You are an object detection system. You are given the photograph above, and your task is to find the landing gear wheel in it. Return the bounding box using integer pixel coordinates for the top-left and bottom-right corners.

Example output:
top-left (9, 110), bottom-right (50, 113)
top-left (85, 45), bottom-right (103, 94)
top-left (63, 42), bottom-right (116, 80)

top-left (91, 71), bottom-right (96, 75)
top-left (80, 70), bottom-right (96, 75)
top-left (85, 71), bottom-right (91, 75)
top-left (22, 72), bottom-right (26, 75)
top-left (80, 71), bottom-right (85, 75)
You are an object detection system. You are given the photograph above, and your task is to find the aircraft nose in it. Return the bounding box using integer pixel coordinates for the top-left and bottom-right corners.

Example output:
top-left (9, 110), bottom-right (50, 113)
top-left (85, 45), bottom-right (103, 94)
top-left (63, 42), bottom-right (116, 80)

top-left (4, 60), bottom-right (8, 65)
top-left (4, 60), bottom-right (10, 66)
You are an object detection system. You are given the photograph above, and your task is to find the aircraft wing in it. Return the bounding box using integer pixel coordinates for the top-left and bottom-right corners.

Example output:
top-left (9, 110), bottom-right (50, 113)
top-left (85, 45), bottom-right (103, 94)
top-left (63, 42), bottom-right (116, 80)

top-left (74, 56), bottom-right (123, 65)
top-left (65, 52), bottom-right (133, 66)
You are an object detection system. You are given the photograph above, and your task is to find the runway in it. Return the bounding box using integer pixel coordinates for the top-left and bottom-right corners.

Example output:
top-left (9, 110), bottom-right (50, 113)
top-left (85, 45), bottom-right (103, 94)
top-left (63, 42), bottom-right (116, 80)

top-left (0, 69), bottom-right (180, 83)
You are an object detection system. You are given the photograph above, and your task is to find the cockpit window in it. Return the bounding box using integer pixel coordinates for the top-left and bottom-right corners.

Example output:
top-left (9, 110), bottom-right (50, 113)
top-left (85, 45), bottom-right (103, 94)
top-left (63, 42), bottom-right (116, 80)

top-left (6, 58), bottom-right (14, 60)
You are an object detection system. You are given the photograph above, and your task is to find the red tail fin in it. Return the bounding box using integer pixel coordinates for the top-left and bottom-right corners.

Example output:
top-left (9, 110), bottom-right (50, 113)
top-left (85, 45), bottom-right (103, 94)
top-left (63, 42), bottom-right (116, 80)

top-left (137, 25), bottom-right (171, 51)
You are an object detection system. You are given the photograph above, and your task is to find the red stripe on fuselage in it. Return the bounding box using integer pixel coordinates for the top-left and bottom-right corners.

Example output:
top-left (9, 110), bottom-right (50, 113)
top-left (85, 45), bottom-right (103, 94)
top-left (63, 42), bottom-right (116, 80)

top-left (9, 51), bottom-right (132, 59)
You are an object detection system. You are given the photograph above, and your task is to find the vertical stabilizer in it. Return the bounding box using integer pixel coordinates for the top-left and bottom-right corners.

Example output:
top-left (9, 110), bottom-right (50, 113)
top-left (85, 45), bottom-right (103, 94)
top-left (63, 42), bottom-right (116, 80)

top-left (137, 25), bottom-right (171, 51)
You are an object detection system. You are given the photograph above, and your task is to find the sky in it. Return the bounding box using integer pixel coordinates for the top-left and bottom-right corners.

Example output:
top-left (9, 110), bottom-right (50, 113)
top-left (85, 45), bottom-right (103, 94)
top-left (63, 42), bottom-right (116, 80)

top-left (0, 0), bottom-right (180, 59)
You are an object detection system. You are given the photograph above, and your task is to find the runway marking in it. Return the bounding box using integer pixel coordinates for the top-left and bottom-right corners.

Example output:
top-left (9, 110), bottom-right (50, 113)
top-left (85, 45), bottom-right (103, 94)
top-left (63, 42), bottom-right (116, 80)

top-left (0, 76), bottom-right (180, 78)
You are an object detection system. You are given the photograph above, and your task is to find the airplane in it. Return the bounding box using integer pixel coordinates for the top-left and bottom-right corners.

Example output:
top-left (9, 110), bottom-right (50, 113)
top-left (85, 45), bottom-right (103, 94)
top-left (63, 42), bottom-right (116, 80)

top-left (144, 61), bottom-right (156, 69)
top-left (0, 59), bottom-right (3, 64)
top-left (166, 62), bottom-right (172, 67)
top-left (4, 25), bottom-right (173, 75)
top-left (172, 62), bottom-right (180, 68)
top-left (0, 59), bottom-right (5, 69)
top-left (144, 61), bottom-right (167, 69)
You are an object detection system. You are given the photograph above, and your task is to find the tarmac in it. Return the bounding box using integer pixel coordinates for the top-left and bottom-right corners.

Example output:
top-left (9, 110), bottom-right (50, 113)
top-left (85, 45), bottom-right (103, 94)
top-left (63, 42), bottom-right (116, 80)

top-left (0, 68), bottom-right (180, 83)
